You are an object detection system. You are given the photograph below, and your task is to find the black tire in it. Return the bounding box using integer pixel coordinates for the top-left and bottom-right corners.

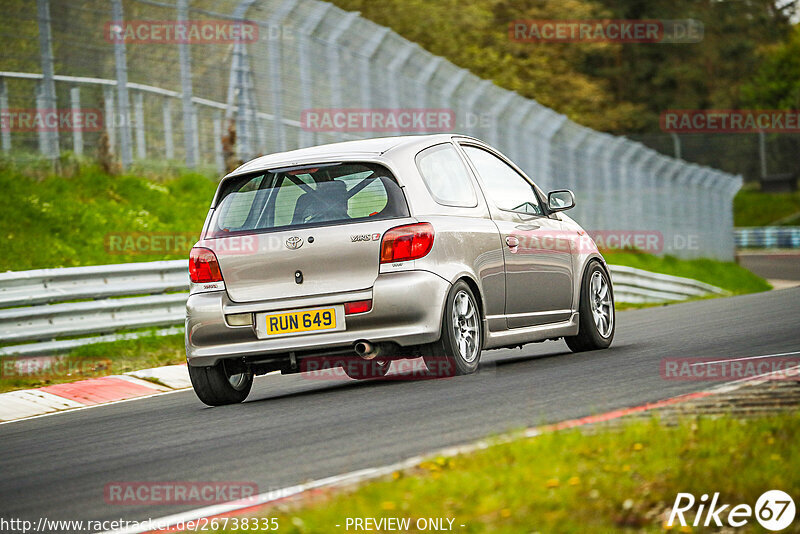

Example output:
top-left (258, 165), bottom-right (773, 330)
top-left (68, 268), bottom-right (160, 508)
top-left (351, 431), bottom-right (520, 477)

top-left (423, 280), bottom-right (482, 377)
top-left (188, 359), bottom-right (253, 406)
top-left (342, 358), bottom-right (391, 380)
top-left (564, 261), bottom-right (615, 352)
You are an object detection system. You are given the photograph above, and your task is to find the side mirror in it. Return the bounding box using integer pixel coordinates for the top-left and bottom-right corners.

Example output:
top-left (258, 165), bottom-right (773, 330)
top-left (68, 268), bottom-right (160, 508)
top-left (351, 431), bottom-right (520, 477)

top-left (547, 190), bottom-right (575, 212)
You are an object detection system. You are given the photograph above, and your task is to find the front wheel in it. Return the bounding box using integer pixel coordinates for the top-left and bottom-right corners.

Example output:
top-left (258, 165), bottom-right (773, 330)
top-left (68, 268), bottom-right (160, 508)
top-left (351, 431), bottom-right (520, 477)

top-left (564, 262), bottom-right (615, 352)
top-left (424, 281), bottom-right (482, 376)
top-left (188, 359), bottom-right (253, 406)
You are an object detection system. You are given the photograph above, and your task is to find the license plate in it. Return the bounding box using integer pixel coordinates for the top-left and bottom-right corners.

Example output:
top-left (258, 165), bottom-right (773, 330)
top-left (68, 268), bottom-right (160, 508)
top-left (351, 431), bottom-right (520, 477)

top-left (255, 306), bottom-right (344, 338)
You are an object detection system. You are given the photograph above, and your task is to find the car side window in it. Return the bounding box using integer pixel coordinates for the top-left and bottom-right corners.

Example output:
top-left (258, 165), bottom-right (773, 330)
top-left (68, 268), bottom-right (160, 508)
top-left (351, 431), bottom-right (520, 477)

top-left (415, 143), bottom-right (478, 208)
top-left (461, 145), bottom-right (543, 216)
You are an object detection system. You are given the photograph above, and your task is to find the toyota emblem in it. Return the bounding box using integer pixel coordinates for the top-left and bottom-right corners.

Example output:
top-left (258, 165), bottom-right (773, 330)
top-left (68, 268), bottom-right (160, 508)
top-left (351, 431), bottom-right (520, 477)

top-left (285, 236), bottom-right (303, 250)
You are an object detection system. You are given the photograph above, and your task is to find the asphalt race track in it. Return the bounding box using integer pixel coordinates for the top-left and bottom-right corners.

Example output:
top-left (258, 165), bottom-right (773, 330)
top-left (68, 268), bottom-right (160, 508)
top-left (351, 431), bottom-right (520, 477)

top-left (1, 288), bottom-right (799, 529)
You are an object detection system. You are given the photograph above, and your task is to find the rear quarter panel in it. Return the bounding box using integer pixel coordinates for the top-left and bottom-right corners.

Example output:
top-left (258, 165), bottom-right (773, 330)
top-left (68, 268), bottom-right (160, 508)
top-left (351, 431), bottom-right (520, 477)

top-left (380, 139), bottom-right (506, 320)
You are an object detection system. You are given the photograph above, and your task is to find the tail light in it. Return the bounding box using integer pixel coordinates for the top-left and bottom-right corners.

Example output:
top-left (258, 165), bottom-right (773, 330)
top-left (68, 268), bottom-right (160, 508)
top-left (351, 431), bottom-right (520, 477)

top-left (189, 247), bottom-right (223, 283)
top-left (380, 223), bottom-right (434, 264)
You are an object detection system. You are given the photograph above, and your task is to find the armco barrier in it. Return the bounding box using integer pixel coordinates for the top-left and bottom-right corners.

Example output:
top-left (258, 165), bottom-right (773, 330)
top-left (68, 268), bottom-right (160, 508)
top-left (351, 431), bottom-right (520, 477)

top-left (0, 260), bottom-right (188, 357)
top-left (608, 265), bottom-right (727, 304)
top-left (0, 261), bottom-right (726, 356)
top-left (734, 227), bottom-right (800, 249)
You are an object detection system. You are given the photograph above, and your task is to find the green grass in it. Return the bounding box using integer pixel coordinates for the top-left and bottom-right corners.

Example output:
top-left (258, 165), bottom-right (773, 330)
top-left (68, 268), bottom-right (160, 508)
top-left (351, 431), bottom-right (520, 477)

top-left (0, 332), bottom-right (185, 393)
top-left (605, 252), bottom-right (771, 295)
top-left (0, 159), bottom-right (217, 271)
top-left (734, 186), bottom-right (800, 227)
top-left (236, 413), bottom-right (800, 533)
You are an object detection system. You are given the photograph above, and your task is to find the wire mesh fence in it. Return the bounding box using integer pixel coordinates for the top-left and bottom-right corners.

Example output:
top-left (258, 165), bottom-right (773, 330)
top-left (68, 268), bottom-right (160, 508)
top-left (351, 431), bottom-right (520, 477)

top-left (0, 0), bottom-right (743, 259)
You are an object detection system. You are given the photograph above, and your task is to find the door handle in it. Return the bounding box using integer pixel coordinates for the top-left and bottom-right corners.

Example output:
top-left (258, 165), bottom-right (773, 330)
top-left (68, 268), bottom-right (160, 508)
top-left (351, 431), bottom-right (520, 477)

top-left (505, 236), bottom-right (519, 248)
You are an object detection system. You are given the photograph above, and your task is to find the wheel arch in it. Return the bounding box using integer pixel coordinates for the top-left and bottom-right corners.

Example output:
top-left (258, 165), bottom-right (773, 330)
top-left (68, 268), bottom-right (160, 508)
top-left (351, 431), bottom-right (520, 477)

top-left (573, 253), bottom-right (612, 310)
top-left (443, 272), bottom-right (486, 349)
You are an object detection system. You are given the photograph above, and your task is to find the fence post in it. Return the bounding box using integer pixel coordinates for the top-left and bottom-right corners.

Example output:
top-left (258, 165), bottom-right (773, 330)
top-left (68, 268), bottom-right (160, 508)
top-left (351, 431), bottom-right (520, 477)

top-left (327, 11), bottom-right (359, 112)
top-left (530, 109), bottom-right (567, 191)
top-left (633, 151), bottom-right (658, 233)
top-left (519, 105), bottom-right (550, 185)
top-left (225, 0), bottom-right (256, 159)
top-left (296, 3), bottom-right (331, 148)
top-left (618, 142), bottom-right (643, 230)
top-left (670, 132), bottom-right (681, 159)
top-left (440, 69), bottom-right (467, 128)
top-left (416, 57), bottom-right (443, 110)
top-left (487, 91), bottom-right (514, 148)
top-left (691, 169), bottom-right (713, 257)
top-left (35, 82), bottom-right (48, 156)
top-left (387, 42), bottom-right (415, 114)
top-left (661, 160), bottom-right (684, 255)
top-left (192, 104), bottom-right (200, 164)
top-left (134, 91), bottom-right (146, 160)
top-left (0, 78), bottom-right (10, 152)
top-left (581, 133), bottom-right (608, 230)
top-left (599, 137), bottom-right (628, 229)
top-left (673, 164), bottom-right (697, 256)
top-left (359, 27), bottom-right (389, 111)
top-left (265, 0), bottom-right (299, 153)
top-left (234, 46), bottom-right (252, 160)
top-left (724, 176), bottom-right (743, 259)
top-left (176, 0), bottom-right (195, 168)
top-left (464, 80), bottom-right (492, 137)
top-left (111, 0), bottom-right (132, 169)
top-left (562, 127), bottom-right (590, 192)
top-left (36, 0), bottom-right (60, 162)
top-left (103, 85), bottom-right (115, 153)
top-left (649, 156), bottom-right (673, 247)
top-left (69, 86), bottom-right (82, 156)
top-left (511, 99), bottom-right (534, 172)
top-left (162, 98), bottom-right (174, 159)
top-left (213, 111), bottom-right (224, 174)
top-left (705, 172), bottom-right (725, 259)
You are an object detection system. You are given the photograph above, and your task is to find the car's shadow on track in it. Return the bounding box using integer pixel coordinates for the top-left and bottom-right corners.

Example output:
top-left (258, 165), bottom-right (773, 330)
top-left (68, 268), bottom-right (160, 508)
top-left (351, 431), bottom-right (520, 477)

top-left (235, 344), bottom-right (634, 406)
top-left (193, 341), bottom-right (636, 409)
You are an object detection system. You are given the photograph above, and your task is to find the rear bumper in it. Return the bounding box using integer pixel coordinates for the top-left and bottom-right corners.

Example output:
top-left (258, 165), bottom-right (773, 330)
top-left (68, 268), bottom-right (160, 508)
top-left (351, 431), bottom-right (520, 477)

top-left (185, 270), bottom-right (450, 367)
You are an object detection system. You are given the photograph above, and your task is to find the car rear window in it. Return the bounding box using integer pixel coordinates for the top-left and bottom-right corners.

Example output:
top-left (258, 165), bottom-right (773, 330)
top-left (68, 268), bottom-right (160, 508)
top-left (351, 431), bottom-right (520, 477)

top-left (206, 163), bottom-right (409, 238)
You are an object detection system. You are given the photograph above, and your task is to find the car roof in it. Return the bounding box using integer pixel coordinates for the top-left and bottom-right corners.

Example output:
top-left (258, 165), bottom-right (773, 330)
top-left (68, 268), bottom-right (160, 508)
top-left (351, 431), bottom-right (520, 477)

top-left (225, 134), bottom-right (478, 178)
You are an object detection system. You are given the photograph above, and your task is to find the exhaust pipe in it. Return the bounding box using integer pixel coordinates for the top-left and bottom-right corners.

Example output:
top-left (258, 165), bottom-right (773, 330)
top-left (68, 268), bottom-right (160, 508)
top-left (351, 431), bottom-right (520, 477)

top-left (354, 341), bottom-right (380, 360)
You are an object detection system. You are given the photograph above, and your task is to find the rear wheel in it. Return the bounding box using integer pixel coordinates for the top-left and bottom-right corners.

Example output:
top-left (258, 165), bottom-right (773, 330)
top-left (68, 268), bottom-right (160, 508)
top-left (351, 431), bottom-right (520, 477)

top-left (188, 359), bottom-right (253, 406)
top-left (564, 262), bottom-right (615, 352)
top-left (342, 358), bottom-right (391, 379)
top-left (424, 281), bottom-right (482, 376)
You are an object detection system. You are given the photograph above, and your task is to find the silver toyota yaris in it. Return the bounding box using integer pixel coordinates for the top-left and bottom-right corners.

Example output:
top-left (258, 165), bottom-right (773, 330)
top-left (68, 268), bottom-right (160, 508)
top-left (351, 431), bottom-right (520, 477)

top-left (186, 134), bottom-right (614, 405)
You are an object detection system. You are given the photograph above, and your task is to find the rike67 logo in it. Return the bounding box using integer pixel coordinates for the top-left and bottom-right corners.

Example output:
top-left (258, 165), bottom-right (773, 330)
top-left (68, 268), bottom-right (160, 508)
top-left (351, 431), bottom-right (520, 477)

top-left (668, 490), bottom-right (795, 531)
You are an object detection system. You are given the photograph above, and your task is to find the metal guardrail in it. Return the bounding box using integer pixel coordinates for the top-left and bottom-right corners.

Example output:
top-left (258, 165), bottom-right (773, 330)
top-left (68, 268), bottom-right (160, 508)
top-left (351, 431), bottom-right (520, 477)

top-left (0, 261), bottom-right (188, 357)
top-left (608, 265), bottom-right (727, 304)
top-left (0, 261), bottom-right (726, 356)
top-left (735, 227), bottom-right (800, 249)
